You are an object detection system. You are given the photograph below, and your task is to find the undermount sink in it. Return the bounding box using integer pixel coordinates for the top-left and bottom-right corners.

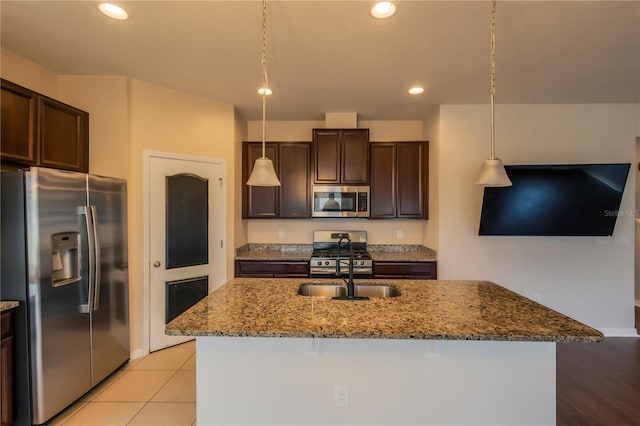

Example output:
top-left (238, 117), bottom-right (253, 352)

top-left (297, 283), bottom-right (346, 297)
top-left (297, 282), bottom-right (401, 298)
top-left (353, 284), bottom-right (401, 298)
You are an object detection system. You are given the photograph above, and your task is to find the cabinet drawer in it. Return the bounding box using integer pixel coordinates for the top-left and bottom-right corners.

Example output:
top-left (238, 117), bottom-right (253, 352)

top-left (373, 261), bottom-right (436, 279)
top-left (235, 260), bottom-right (310, 277)
top-left (0, 312), bottom-right (12, 339)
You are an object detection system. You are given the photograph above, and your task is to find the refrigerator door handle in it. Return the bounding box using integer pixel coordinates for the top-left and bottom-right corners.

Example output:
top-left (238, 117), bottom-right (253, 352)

top-left (90, 206), bottom-right (101, 311)
top-left (80, 206), bottom-right (95, 313)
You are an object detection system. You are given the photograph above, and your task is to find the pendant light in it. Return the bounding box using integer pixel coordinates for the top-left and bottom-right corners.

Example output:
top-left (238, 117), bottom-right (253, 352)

top-left (247, 0), bottom-right (281, 186)
top-left (474, 0), bottom-right (512, 187)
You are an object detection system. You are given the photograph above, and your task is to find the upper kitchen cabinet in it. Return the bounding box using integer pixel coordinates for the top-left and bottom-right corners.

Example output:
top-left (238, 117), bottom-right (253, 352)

top-left (370, 141), bottom-right (429, 219)
top-left (313, 129), bottom-right (369, 185)
top-left (1, 79), bottom-right (89, 173)
top-left (0, 79), bottom-right (37, 166)
top-left (279, 143), bottom-right (312, 218)
top-left (242, 142), bottom-right (312, 219)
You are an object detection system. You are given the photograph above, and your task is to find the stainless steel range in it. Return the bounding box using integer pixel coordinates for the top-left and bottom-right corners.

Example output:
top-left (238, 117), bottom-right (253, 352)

top-left (310, 230), bottom-right (373, 278)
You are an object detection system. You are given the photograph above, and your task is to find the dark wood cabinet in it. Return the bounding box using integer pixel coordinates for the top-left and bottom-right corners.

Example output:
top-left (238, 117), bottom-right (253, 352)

top-left (370, 141), bottom-right (428, 219)
top-left (38, 96), bottom-right (89, 172)
top-left (279, 143), bottom-right (312, 218)
top-left (243, 143), bottom-right (279, 218)
top-left (242, 142), bottom-right (311, 219)
top-left (0, 80), bottom-right (37, 165)
top-left (313, 129), bottom-right (369, 184)
top-left (373, 261), bottom-right (437, 279)
top-left (1, 79), bottom-right (89, 172)
top-left (235, 260), bottom-right (310, 278)
top-left (1, 310), bottom-right (14, 426)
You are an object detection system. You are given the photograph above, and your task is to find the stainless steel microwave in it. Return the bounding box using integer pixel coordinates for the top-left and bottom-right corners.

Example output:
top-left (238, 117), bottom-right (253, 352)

top-left (312, 185), bottom-right (370, 218)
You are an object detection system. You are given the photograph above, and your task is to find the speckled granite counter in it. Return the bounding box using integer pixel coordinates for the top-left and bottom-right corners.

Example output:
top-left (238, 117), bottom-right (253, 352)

top-left (235, 244), bottom-right (313, 261)
top-left (368, 244), bottom-right (437, 262)
top-left (0, 301), bottom-right (19, 312)
top-left (235, 243), bottom-right (437, 262)
top-left (166, 278), bottom-right (601, 342)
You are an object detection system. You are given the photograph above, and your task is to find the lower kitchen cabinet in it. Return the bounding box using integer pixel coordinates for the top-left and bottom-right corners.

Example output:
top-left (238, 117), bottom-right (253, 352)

top-left (235, 260), bottom-right (310, 278)
top-left (1, 310), bottom-right (14, 426)
top-left (373, 261), bottom-right (437, 279)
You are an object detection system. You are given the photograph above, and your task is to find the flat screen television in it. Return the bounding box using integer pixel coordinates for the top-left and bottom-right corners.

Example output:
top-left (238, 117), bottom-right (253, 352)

top-left (479, 163), bottom-right (631, 236)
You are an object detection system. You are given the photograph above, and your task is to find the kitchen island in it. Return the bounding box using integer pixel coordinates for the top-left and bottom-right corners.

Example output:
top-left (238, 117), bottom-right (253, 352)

top-left (166, 278), bottom-right (601, 425)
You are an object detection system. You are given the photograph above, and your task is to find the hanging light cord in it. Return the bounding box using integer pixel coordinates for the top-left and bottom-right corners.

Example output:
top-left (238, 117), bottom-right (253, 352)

top-left (260, 0), bottom-right (269, 158)
top-left (489, 0), bottom-right (497, 160)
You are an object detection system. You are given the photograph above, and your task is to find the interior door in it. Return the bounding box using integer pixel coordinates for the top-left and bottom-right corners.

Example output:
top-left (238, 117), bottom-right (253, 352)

top-left (149, 156), bottom-right (225, 352)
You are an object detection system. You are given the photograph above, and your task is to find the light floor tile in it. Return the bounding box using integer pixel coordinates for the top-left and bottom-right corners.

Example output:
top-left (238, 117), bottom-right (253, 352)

top-left (62, 401), bottom-right (145, 425)
top-left (152, 370), bottom-right (196, 402)
top-left (132, 345), bottom-right (194, 371)
top-left (93, 370), bottom-right (174, 402)
top-left (47, 401), bottom-right (88, 425)
top-left (80, 367), bottom-right (128, 401)
top-left (180, 354), bottom-right (196, 371)
top-left (125, 356), bottom-right (145, 370)
top-left (128, 402), bottom-right (196, 426)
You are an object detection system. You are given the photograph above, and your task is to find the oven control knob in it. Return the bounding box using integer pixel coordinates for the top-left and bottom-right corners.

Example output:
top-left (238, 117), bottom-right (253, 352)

top-left (316, 261), bottom-right (322, 266)
top-left (325, 261), bottom-right (330, 266)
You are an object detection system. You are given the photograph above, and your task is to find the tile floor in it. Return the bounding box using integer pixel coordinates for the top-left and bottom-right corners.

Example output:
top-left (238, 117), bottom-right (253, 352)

top-left (48, 340), bottom-right (196, 426)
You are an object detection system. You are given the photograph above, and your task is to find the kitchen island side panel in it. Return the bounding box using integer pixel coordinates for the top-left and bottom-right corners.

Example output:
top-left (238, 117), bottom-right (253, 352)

top-left (196, 337), bottom-right (555, 426)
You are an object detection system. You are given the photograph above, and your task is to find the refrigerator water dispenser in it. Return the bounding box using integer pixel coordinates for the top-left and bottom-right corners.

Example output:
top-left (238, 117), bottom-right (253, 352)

top-left (51, 232), bottom-right (81, 287)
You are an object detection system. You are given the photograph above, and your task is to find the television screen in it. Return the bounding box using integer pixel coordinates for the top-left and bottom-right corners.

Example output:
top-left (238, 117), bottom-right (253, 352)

top-left (479, 163), bottom-right (631, 236)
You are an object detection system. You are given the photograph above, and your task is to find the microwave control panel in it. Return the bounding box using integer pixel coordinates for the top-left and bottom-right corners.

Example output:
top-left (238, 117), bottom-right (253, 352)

top-left (358, 192), bottom-right (368, 212)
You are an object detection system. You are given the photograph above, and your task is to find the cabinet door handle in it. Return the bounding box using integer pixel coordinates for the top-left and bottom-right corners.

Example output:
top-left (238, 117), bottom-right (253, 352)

top-left (153, 261), bottom-right (161, 268)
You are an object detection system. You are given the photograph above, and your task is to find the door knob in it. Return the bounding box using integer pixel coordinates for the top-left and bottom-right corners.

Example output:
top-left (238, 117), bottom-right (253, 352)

top-left (153, 261), bottom-right (161, 267)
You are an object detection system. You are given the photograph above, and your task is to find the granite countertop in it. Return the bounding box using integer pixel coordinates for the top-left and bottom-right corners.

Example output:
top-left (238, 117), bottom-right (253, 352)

top-left (235, 244), bottom-right (313, 261)
top-left (166, 278), bottom-right (602, 342)
top-left (1, 301), bottom-right (19, 312)
top-left (235, 244), bottom-right (437, 262)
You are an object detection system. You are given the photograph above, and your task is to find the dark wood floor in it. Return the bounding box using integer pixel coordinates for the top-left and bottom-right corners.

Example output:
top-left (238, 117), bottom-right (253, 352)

top-left (556, 306), bottom-right (640, 426)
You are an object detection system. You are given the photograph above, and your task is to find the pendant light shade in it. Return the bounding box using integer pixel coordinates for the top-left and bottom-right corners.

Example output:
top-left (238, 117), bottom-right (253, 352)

top-left (474, 0), bottom-right (512, 188)
top-left (246, 157), bottom-right (280, 186)
top-left (246, 0), bottom-right (281, 187)
top-left (474, 158), bottom-right (511, 187)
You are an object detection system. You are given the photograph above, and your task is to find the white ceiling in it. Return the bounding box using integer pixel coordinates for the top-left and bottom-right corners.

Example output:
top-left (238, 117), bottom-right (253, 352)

top-left (1, 1), bottom-right (638, 121)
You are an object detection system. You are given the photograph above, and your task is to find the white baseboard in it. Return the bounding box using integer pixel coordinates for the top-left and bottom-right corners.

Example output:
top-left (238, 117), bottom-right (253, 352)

top-left (130, 348), bottom-right (148, 360)
top-left (598, 328), bottom-right (639, 337)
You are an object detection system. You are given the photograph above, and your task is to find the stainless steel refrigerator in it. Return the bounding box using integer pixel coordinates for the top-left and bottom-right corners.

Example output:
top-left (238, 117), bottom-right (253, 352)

top-left (1, 167), bottom-right (129, 425)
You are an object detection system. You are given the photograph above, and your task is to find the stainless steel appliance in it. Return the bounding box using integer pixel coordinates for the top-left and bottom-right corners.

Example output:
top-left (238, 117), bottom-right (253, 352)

top-left (309, 230), bottom-right (373, 278)
top-left (311, 186), bottom-right (370, 218)
top-left (1, 167), bottom-right (129, 426)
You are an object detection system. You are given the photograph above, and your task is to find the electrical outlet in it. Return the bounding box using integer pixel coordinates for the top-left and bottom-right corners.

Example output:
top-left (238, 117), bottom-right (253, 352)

top-left (396, 229), bottom-right (403, 240)
top-left (334, 385), bottom-right (348, 407)
top-left (278, 229), bottom-right (285, 238)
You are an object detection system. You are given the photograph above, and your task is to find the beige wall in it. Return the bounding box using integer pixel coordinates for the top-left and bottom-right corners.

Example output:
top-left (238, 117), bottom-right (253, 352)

top-left (1, 50), bottom-right (240, 355)
top-left (234, 110), bottom-right (248, 249)
top-left (438, 104), bottom-right (638, 334)
top-left (58, 76), bottom-right (130, 179)
top-left (127, 79), bottom-right (236, 354)
top-left (423, 107), bottom-right (440, 250)
top-left (1, 48), bottom-right (58, 97)
top-left (243, 120), bottom-right (430, 245)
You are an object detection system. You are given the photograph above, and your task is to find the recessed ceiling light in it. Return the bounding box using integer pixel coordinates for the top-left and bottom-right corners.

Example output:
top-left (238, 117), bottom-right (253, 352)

top-left (98, 3), bottom-right (128, 20)
top-left (257, 88), bottom-right (273, 96)
top-left (408, 86), bottom-right (424, 95)
top-left (371, 2), bottom-right (396, 19)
